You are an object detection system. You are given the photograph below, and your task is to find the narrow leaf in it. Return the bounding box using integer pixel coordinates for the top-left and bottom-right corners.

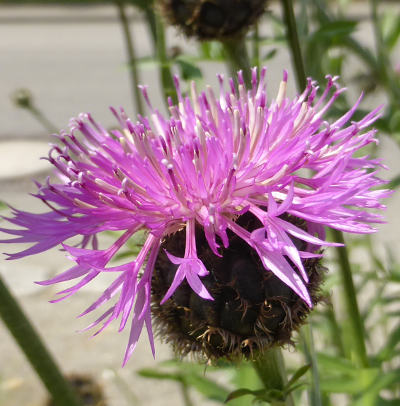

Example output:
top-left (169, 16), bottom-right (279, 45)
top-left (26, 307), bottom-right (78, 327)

top-left (286, 364), bottom-right (311, 389)
top-left (225, 388), bottom-right (261, 403)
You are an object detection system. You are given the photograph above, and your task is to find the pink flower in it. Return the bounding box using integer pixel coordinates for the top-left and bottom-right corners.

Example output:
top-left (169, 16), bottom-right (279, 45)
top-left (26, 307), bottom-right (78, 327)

top-left (0, 68), bottom-right (390, 364)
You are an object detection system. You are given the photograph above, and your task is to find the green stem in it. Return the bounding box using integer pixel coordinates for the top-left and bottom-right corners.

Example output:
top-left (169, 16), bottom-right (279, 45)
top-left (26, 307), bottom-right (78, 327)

top-left (324, 300), bottom-right (346, 357)
top-left (253, 348), bottom-right (294, 406)
top-left (331, 229), bottom-right (369, 368)
top-left (115, 0), bottom-right (145, 116)
top-left (29, 106), bottom-right (58, 134)
top-left (155, 13), bottom-right (177, 105)
top-left (142, 4), bottom-right (157, 45)
top-left (179, 381), bottom-right (194, 406)
top-left (370, 0), bottom-right (400, 108)
top-left (281, 0), bottom-right (307, 90)
top-left (301, 325), bottom-right (323, 406)
top-left (281, 0), bottom-right (369, 369)
top-left (222, 36), bottom-right (252, 87)
top-left (252, 23), bottom-right (261, 71)
top-left (0, 276), bottom-right (84, 406)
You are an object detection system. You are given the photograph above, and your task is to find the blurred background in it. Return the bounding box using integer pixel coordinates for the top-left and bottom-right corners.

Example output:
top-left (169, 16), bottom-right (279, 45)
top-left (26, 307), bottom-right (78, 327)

top-left (1, 1), bottom-right (400, 405)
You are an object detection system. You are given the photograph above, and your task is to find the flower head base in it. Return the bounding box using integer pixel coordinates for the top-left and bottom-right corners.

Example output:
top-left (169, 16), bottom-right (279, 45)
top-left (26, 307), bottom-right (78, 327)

top-left (0, 68), bottom-right (390, 364)
top-left (158, 0), bottom-right (268, 40)
top-left (152, 212), bottom-right (326, 359)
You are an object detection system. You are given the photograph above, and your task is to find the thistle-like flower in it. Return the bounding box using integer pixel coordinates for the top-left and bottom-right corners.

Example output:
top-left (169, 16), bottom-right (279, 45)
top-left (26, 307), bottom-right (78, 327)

top-left (1, 68), bottom-right (390, 364)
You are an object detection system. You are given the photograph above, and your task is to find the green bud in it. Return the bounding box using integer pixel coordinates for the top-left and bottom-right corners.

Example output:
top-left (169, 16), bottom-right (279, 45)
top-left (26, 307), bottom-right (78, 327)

top-left (11, 88), bottom-right (33, 109)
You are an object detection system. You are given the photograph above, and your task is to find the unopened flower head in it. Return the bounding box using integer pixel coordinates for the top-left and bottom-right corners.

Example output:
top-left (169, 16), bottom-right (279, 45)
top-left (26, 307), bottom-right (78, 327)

top-left (1, 68), bottom-right (390, 364)
top-left (158, 0), bottom-right (268, 40)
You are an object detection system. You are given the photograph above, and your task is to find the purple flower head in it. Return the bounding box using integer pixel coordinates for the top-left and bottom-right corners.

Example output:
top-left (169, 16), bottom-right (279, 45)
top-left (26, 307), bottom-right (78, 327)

top-left (1, 68), bottom-right (391, 365)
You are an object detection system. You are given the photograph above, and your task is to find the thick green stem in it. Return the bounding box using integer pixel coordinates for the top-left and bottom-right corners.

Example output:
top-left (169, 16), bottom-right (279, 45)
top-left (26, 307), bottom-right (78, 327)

top-left (222, 31), bottom-right (292, 402)
top-left (253, 348), bottom-right (295, 406)
top-left (281, 0), bottom-right (307, 91)
top-left (155, 13), bottom-right (177, 105)
top-left (0, 276), bottom-right (84, 406)
top-left (222, 36), bottom-right (252, 87)
top-left (331, 229), bottom-right (369, 368)
top-left (115, 0), bottom-right (145, 116)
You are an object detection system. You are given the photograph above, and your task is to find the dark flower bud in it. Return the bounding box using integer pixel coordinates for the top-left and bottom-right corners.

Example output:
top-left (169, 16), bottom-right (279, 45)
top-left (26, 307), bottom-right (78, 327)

top-left (152, 213), bottom-right (325, 360)
top-left (157, 0), bottom-right (268, 40)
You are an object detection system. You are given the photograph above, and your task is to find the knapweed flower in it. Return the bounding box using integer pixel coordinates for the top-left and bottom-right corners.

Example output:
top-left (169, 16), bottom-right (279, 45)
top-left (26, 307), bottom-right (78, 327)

top-left (1, 68), bottom-right (390, 364)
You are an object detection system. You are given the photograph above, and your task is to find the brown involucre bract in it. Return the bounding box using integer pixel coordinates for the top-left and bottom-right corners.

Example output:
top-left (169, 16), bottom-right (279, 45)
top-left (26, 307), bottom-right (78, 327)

top-left (157, 0), bottom-right (268, 40)
top-left (152, 213), bottom-right (325, 361)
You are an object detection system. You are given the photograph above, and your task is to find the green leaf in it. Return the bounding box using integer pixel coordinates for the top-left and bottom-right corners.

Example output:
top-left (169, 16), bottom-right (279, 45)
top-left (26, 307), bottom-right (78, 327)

top-left (158, 359), bottom-right (220, 374)
top-left (227, 362), bottom-right (262, 406)
top-left (381, 13), bottom-right (400, 50)
top-left (175, 57), bottom-right (202, 82)
top-left (184, 373), bottom-right (230, 402)
top-left (380, 295), bottom-right (400, 305)
top-left (134, 56), bottom-right (159, 68)
top-left (310, 20), bottom-right (358, 42)
top-left (254, 389), bottom-right (285, 403)
top-left (376, 324), bottom-right (400, 362)
top-left (261, 49), bottom-right (278, 62)
top-left (138, 363), bottom-right (229, 402)
top-left (137, 368), bottom-right (182, 382)
top-left (325, 54), bottom-right (345, 76)
top-left (225, 388), bottom-right (262, 403)
top-left (317, 353), bottom-right (355, 375)
top-left (230, 362), bottom-right (262, 389)
top-left (376, 397), bottom-right (400, 406)
top-left (351, 369), bottom-right (400, 406)
top-left (320, 368), bottom-right (379, 394)
top-left (284, 382), bottom-right (308, 396)
top-left (225, 388), bottom-right (284, 404)
top-left (317, 354), bottom-right (380, 395)
top-left (285, 364), bottom-right (311, 390)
